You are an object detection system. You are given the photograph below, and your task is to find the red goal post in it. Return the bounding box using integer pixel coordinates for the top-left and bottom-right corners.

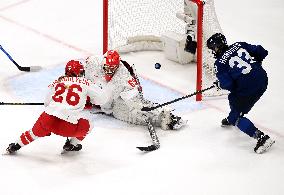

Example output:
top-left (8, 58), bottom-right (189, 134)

top-left (191, 0), bottom-right (204, 101)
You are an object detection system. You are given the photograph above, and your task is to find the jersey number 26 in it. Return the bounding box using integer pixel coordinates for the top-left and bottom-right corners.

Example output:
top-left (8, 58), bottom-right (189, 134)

top-left (52, 83), bottom-right (82, 106)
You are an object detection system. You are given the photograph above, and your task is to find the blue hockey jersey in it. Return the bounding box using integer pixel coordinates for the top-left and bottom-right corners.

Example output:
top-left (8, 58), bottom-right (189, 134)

top-left (215, 42), bottom-right (268, 96)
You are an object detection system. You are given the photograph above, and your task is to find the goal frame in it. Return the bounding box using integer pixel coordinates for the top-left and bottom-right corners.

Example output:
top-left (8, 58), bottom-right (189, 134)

top-left (103, 0), bottom-right (207, 101)
top-left (190, 0), bottom-right (204, 101)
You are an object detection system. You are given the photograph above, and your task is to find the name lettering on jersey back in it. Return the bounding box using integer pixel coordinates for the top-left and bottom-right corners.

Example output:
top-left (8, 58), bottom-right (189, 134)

top-left (219, 43), bottom-right (241, 64)
top-left (48, 77), bottom-right (90, 88)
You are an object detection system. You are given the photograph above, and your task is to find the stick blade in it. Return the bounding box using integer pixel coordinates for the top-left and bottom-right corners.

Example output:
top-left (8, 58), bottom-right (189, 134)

top-left (137, 145), bottom-right (159, 152)
top-left (19, 66), bottom-right (42, 72)
top-left (141, 106), bottom-right (152, 111)
top-left (29, 66), bottom-right (42, 72)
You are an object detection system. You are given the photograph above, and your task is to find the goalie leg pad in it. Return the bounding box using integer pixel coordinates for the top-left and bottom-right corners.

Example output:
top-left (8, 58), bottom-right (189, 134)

top-left (112, 97), bottom-right (187, 130)
top-left (112, 97), bottom-right (162, 126)
top-left (160, 109), bottom-right (172, 130)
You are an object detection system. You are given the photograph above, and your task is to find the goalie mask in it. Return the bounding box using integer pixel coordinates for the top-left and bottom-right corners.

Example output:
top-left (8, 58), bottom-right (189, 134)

top-left (65, 60), bottom-right (85, 77)
top-left (103, 50), bottom-right (120, 81)
top-left (207, 33), bottom-right (228, 58)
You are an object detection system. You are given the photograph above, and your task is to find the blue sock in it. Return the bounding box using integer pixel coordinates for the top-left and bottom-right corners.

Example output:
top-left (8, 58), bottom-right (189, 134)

top-left (236, 117), bottom-right (258, 137)
top-left (227, 109), bottom-right (240, 125)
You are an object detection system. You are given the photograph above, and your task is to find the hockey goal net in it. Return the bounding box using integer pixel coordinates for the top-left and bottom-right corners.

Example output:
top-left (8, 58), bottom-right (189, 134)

top-left (103, 0), bottom-right (226, 100)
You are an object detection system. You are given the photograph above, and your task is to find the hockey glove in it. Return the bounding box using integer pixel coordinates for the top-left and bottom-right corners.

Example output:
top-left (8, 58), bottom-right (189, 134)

top-left (184, 35), bottom-right (197, 54)
top-left (213, 80), bottom-right (221, 90)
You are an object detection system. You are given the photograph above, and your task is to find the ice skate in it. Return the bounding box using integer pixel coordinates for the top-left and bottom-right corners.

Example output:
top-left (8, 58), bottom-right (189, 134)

top-left (61, 138), bottom-right (82, 154)
top-left (4, 143), bottom-right (21, 155)
top-left (221, 118), bottom-right (232, 127)
top-left (254, 134), bottom-right (275, 154)
top-left (168, 114), bottom-right (188, 130)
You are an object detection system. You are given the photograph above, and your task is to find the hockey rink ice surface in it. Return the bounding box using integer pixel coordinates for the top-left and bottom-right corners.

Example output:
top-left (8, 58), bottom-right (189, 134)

top-left (0, 0), bottom-right (284, 195)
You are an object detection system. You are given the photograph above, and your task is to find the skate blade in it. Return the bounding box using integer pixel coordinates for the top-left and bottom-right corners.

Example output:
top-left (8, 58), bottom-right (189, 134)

top-left (2, 152), bottom-right (9, 155)
top-left (60, 149), bottom-right (69, 155)
top-left (2, 150), bottom-right (14, 155)
top-left (256, 139), bottom-right (275, 154)
top-left (60, 150), bottom-right (80, 155)
top-left (221, 124), bottom-right (232, 128)
top-left (173, 119), bottom-right (188, 130)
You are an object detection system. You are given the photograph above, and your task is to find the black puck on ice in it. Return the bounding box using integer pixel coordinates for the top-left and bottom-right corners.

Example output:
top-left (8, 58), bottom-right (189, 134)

top-left (155, 63), bottom-right (161, 69)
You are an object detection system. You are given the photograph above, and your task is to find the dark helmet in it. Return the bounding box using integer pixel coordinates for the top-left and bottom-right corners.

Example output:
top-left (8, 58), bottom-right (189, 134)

top-left (207, 33), bottom-right (228, 58)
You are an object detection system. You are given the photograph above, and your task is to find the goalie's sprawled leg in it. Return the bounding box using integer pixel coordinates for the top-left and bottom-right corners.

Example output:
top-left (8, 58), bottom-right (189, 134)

top-left (136, 118), bottom-right (160, 152)
top-left (112, 97), bottom-right (187, 130)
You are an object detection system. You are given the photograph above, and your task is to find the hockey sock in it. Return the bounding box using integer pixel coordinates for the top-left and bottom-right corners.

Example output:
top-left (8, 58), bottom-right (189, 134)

top-left (18, 130), bottom-right (39, 146)
top-left (70, 137), bottom-right (82, 145)
top-left (236, 117), bottom-right (258, 138)
top-left (227, 109), bottom-right (241, 125)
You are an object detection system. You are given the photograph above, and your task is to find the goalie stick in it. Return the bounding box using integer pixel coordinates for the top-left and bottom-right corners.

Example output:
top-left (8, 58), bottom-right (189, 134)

top-left (136, 118), bottom-right (160, 152)
top-left (120, 60), bottom-right (143, 95)
top-left (0, 102), bottom-right (110, 115)
top-left (141, 85), bottom-right (216, 111)
top-left (0, 45), bottom-right (41, 72)
top-left (120, 60), bottom-right (161, 152)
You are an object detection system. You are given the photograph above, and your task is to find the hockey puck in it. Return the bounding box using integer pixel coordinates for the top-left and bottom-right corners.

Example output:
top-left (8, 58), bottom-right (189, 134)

top-left (155, 63), bottom-right (161, 69)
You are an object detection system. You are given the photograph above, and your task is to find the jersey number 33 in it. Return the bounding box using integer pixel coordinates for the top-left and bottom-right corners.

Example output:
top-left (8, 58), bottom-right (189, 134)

top-left (229, 48), bottom-right (253, 75)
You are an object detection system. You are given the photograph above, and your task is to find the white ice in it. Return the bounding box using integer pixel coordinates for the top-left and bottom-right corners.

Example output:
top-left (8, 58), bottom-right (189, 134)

top-left (0, 0), bottom-right (283, 195)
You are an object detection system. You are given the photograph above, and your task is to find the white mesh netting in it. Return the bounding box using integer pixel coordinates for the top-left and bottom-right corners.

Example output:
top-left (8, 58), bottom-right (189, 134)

top-left (105, 0), bottom-right (227, 97)
top-left (107, 0), bottom-right (184, 51)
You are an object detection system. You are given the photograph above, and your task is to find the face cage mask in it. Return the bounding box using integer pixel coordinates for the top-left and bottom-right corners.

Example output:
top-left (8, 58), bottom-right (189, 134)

top-left (210, 47), bottom-right (219, 59)
top-left (103, 64), bottom-right (118, 76)
top-left (65, 69), bottom-right (85, 77)
top-left (80, 70), bottom-right (85, 77)
top-left (210, 45), bottom-right (227, 59)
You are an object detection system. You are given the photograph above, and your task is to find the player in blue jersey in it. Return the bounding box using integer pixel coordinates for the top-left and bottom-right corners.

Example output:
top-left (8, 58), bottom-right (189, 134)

top-left (207, 33), bottom-right (275, 154)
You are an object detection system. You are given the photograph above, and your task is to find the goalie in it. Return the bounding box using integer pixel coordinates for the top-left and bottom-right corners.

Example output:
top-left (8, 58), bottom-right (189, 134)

top-left (84, 50), bottom-right (187, 131)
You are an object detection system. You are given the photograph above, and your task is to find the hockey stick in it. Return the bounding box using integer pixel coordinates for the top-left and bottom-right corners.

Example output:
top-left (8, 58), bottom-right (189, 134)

top-left (0, 102), bottom-right (44, 105)
top-left (0, 45), bottom-right (42, 72)
top-left (120, 60), bottom-right (143, 95)
top-left (120, 60), bottom-right (161, 151)
top-left (141, 85), bottom-right (216, 111)
top-left (137, 118), bottom-right (160, 152)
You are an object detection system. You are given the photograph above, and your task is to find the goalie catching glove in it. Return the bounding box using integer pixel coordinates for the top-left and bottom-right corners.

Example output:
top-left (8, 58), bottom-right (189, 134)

top-left (184, 35), bottom-right (197, 54)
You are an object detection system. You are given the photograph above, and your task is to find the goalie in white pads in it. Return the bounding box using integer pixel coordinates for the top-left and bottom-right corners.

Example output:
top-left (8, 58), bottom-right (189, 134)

top-left (84, 50), bottom-right (187, 131)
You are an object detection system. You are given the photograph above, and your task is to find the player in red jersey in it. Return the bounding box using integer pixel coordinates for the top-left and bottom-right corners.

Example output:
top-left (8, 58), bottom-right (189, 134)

top-left (6, 60), bottom-right (112, 154)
